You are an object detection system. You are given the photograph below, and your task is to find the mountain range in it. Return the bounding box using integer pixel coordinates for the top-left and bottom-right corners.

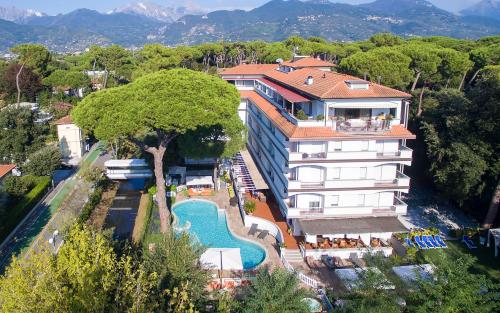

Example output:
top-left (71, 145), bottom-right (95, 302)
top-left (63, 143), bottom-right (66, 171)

top-left (0, 0), bottom-right (499, 52)
top-left (461, 0), bottom-right (500, 20)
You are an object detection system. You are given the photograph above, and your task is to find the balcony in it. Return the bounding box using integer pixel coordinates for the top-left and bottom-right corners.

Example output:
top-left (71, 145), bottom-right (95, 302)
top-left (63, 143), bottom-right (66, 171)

top-left (332, 118), bottom-right (400, 133)
top-left (287, 204), bottom-right (399, 218)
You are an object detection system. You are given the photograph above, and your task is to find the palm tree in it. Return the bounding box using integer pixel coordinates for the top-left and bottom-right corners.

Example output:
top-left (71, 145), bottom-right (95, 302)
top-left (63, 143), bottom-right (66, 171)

top-left (241, 268), bottom-right (312, 313)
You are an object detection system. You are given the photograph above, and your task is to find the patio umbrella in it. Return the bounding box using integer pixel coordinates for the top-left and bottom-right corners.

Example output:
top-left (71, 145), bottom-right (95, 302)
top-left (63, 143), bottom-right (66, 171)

top-left (200, 248), bottom-right (243, 270)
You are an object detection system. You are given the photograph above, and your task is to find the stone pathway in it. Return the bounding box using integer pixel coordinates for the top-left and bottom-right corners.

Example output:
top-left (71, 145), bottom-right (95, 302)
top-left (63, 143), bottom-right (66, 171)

top-left (400, 183), bottom-right (479, 238)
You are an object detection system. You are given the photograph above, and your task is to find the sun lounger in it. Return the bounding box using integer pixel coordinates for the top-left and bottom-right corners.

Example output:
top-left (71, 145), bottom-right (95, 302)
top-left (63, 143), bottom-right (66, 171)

top-left (257, 229), bottom-right (269, 239)
top-left (434, 235), bottom-right (447, 248)
top-left (463, 236), bottom-right (477, 249)
top-left (248, 224), bottom-right (259, 236)
top-left (422, 235), bottom-right (438, 248)
top-left (414, 236), bottom-right (428, 249)
top-left (405, 237), bottom-right (415, 248)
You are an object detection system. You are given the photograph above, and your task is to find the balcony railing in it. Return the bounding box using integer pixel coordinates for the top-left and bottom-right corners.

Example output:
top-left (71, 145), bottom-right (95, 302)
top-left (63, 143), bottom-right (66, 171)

top-left (301, 152), bottom-right (327, 159)
top-left (331, 118), bottom-right (400, 133)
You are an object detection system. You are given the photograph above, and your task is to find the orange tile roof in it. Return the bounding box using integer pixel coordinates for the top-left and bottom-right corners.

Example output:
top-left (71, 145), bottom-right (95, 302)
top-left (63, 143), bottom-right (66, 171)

top-left (240, 90), bottom-right (415, 140)
top-left (265, 68), bottom-right (411, 99)
top-left (0, 164), bottom-right (16, 178)
top-left (220, 64), bottom-right (278, 76)
top-left (282, 57), bottom-right (335, 68)
top-left (54, 115), bottom-right (73, 125)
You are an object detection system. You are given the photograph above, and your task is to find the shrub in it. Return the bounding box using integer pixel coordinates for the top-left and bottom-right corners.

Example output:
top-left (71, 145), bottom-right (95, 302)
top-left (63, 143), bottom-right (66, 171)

top-left (315, 114), bottom-right (325, 121)
top-left (79, 165), bottom-right (104, 184)
top-left (78, 185), bottom-right (104, 223)
top-left (148, 185), bottom-right (157, 196)
top-left (23, 146), bottom-right (62, 177)
top-left (3, 175), bottom-right (37, 198)
top-left (244, 200), bottom-right (256, 214)
top-left (0, 176), bottom-right (50, 242)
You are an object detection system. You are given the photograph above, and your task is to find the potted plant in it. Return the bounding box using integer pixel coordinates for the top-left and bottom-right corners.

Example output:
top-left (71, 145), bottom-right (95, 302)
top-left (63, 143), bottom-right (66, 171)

top-left (315, 114), bottom-right (325, 121)
top-left (295, 109), bottom-right (308, 120)
top-left (244, 200), bottom-right (256, 214)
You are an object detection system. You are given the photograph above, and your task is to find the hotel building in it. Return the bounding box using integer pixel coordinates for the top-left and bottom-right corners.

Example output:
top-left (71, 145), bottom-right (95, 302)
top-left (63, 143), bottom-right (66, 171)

top-left (221, 57), bottom-right (414, 258)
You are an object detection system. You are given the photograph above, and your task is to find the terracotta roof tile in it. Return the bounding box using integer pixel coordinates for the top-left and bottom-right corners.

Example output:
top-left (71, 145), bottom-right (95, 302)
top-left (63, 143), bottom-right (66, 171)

top-left (265, 68), bottom-right (411, 99)
top-left (54, 115), bottom-right (73, 125)
top-left (240, 91), bottom-right (415, 140)
top-left (220, 64), bottom-right (277, 76)
top-left (0, 164), bottom-right (16, 178)
top-left (282, 57), bottom-right (335, 68)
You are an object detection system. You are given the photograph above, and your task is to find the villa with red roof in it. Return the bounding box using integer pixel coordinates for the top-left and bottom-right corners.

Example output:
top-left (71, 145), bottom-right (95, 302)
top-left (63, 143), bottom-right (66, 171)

top-left (221, 57), bottom-right (414, 260)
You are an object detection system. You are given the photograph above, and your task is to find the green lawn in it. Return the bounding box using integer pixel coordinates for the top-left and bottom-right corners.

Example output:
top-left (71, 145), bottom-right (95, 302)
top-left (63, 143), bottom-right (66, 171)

top-left (420, 239), bottom-right (500, 282)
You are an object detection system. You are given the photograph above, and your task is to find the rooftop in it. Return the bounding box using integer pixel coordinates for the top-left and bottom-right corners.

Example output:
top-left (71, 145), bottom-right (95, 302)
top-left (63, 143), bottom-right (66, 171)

top-left (53, 115), bottom-right (73, 125)
top-left (240, 90), bottom-right (416, 140)
top-left (297, 216), bottom-right (408, 235)
top-left (0, 164), bottom-right (16, 178)
top-left (265, 68), bottom-right (411, 99)
top-left (281, 57), bottom-right (335, 68)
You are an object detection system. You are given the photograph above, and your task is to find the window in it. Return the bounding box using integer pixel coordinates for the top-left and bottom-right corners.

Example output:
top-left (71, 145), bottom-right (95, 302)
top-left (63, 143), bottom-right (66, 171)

top-left (330, 195), bottom-right (339, 207)
top-left (327, 168), bottom-right (341, 180)
top-left (360, 167), bottom-right (367, 179)
top-left (309, 201), bottom-right (320, 209)
top-left (332, 141), bottom-right (342, 151)
top-left (358, 194), bottom-right (365, 206)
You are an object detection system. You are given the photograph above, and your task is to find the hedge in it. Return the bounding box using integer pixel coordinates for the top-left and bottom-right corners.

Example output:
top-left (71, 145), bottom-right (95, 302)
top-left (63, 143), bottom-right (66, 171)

top-left (0, 176), bottom-right (51, 243)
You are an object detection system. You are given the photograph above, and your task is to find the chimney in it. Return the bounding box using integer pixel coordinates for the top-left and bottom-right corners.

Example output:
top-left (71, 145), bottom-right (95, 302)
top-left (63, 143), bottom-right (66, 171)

top-left (306, 76), bottom-right (314, 85)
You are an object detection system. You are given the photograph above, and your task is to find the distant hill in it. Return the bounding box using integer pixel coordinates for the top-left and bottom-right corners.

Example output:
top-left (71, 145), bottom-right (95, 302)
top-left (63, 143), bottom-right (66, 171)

top-left (461, 0), bottom-right (500, 20)
top-left (0, 0), bottom-right (499, 52)
top-left (161, 0), bottom-right (500, 45)
top-left (0, 6), bottom-right (45, 23)
top-left (109, 1), bottom-right (205, 23)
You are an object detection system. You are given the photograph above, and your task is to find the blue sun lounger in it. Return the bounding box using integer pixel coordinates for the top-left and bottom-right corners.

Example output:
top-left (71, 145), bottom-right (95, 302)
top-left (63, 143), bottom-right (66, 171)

top-left (434, 235), bottom-right (447, 248)
top-left (463, 236), bottom-right (477, 249)
top-left (422, 235), bottom-right (438, 249)
top-left (414, 236), bottom-right (428, 249)
top-left (405, 237), bottom-right (415, 248)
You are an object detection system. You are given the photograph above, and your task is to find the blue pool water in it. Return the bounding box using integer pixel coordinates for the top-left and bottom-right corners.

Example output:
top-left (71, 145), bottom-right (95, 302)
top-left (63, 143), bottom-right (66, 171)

top-left (173, 200), bottom-right (266, 269)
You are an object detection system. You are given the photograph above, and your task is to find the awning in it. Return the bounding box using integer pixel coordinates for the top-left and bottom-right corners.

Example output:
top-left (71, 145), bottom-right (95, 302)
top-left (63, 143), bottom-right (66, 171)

top-left (392, 264), bottom-right (434, 284)
top-left (186, 176), bottom-right (214, 187)
top-left (200, 248), bottom-right (243, 270)
top-left (233, 151), bottom-right (268, 190)
top-left (258, 78), bottom-right (310, 103)
top-left (298, 216), bottom-right (408, 235)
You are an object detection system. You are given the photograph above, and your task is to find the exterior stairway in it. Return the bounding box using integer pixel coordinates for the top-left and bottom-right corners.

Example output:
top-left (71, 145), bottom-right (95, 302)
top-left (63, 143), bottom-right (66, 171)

top-left (283, 249), bottom-right (303, 263)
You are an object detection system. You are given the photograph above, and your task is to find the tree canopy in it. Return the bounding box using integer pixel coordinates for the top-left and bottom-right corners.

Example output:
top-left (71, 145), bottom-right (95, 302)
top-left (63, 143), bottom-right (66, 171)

top-left (72, 69), bottom-right (244, 231)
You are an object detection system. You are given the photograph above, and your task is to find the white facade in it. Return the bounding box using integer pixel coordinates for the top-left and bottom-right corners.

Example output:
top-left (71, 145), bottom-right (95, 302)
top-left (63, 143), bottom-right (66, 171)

top-left (57, 122), bottom-right (84, 159)
top-left (104, 159), bottom-right (153, 180)
top-left (222, 69), bottom-right (413, 240)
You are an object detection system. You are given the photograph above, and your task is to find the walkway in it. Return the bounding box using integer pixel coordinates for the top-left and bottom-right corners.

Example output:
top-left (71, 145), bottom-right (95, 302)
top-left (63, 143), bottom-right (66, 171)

top-left (0, 143), bottom-right (106, 272)
top-left (251, 194), bottom-right (302, 249)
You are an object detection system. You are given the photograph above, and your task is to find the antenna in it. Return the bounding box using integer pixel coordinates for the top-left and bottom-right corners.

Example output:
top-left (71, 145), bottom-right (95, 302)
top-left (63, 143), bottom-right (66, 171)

top-left (363, 72), bottom-right (368, 80)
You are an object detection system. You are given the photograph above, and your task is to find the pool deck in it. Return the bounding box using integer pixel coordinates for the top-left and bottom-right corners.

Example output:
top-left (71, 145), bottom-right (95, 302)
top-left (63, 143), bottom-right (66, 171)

top-left (175, 188), bottom-right (283, 271)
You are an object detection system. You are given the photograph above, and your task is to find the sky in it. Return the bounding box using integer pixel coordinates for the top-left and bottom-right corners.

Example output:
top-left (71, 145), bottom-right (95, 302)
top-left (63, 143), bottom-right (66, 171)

top-left (0, 0), bottom-right (483, 15)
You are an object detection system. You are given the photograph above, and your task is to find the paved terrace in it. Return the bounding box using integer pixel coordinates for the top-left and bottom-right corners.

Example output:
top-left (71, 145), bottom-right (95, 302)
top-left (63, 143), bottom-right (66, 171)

top-left (251, 193), bottom-right (302, 249)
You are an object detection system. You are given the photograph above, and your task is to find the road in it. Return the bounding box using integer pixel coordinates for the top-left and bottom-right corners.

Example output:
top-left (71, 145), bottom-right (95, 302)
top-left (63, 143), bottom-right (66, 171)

top-left (0, 143), bottom-right (106, 272)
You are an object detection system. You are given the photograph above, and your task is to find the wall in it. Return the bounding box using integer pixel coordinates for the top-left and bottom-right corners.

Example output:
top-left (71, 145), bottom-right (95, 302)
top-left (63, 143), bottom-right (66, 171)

top-left (244, 215), bottom-right (284, 243)
top-left (57, 123), bottom-right (84, 159)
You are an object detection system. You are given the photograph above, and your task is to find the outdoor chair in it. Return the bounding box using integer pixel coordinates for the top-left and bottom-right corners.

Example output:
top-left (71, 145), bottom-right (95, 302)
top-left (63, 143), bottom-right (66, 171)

top-left (434, 235), bottom-right (447, 248)
top-left (413, 236), bottom-right (428, 249)
top-left (248, 224), bottom-right (259, 236)
top-left (257, 229), bottom-right (269, 239)
top-left (405, 237), bottom-right (415, 248)
top-left (422, 235), bottom-right (437, 248)
top-left (462, 236), bottom-right (477, 249)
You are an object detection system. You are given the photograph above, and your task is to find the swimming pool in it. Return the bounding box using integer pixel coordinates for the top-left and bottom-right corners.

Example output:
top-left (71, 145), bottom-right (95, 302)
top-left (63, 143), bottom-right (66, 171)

top-left (173, 200), bottom-right (266, 269)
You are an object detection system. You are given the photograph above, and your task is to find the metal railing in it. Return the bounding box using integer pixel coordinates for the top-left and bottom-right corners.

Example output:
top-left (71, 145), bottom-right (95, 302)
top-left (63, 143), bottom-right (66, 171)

top-left (281, 250), bottom-right (321, 289)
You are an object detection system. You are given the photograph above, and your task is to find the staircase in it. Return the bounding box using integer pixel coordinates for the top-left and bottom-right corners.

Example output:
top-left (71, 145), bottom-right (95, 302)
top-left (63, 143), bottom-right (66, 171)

top-left (283, 249), bottom-right (303, 263)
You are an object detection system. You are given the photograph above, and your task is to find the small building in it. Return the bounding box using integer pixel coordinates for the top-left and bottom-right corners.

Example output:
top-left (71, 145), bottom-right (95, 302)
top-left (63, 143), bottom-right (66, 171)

top-left (0, 164), bottom-right (17, 186)
top-left (54, 115), bottom-right (85, 162)
top-left (104, 159), bottom-right (153, 180)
